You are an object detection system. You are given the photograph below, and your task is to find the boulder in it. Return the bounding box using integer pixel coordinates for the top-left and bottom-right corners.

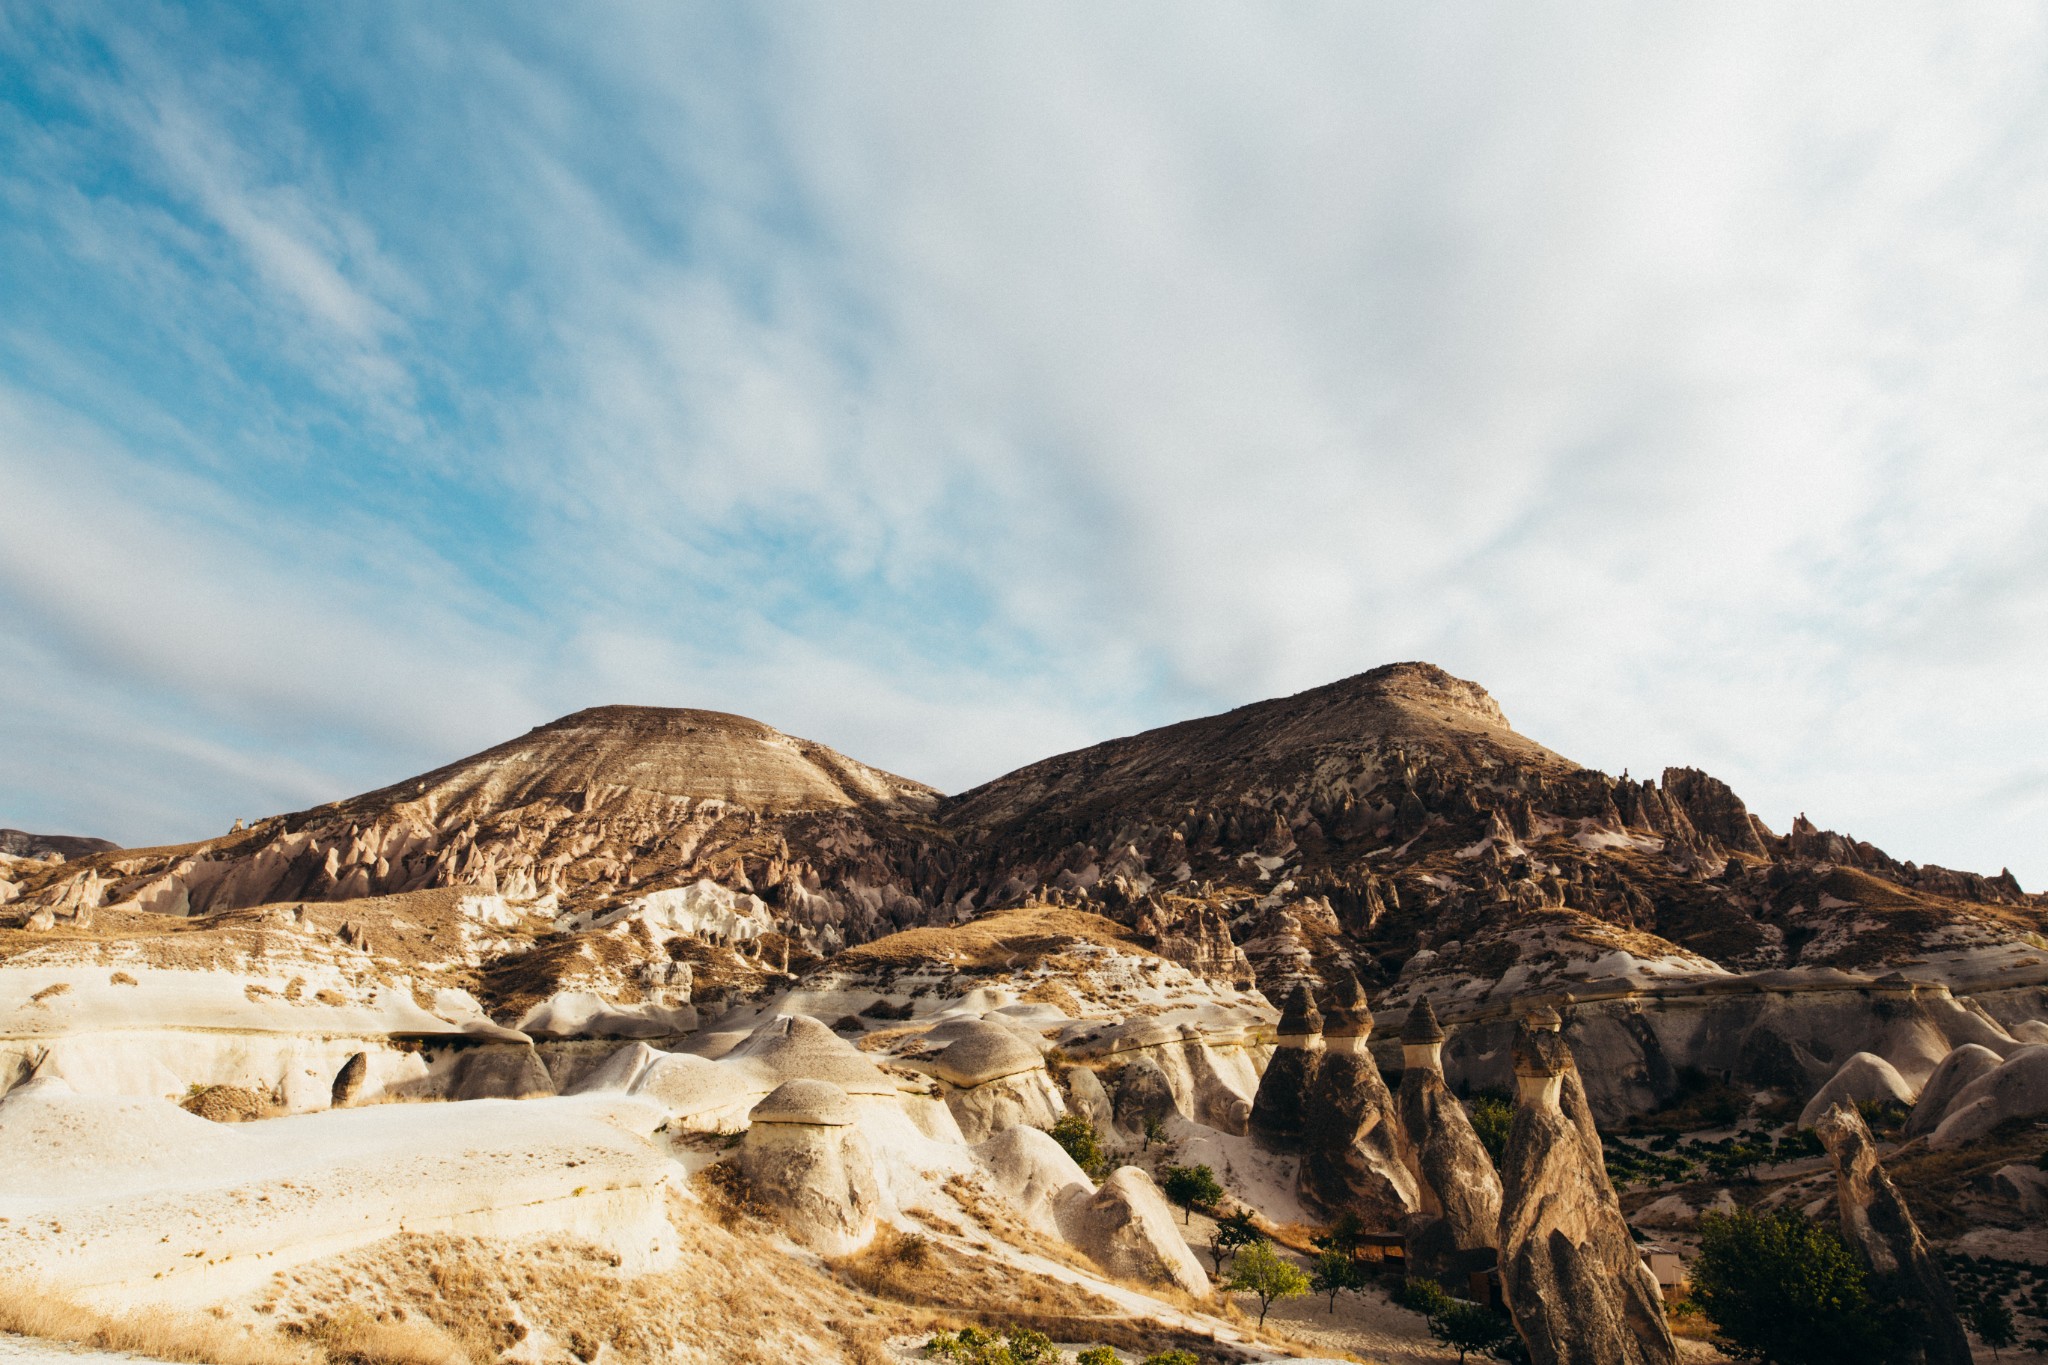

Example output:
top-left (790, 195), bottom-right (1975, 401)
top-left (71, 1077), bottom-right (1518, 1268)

top-left (1798, 1052), bottom-right (1916, 1130)
top-left (1928, 1044), bottom-right (2048, 1149)
top-left (1056, 1166), bottom-right (1210, 1296)
top-left (1397, 999), bottom-right (1501, 1281)
top-left (330, 1052), bottom-right (368, 1109)
top-left (1249, 983), bottom-right (1323, 1151)
top-left (1814, 1104), bottom-right (1971, 1365)
top-left (1109, 1056), bottom-right (1177, 1134)
top-left (1299, 974), bottom-right (1418, 1223)
top-left (1063, 1066), bottom-right (1117, 1133)
top-left (1904, 1044), bottom-right (2003, 1138)
top-left (974, 1125), bottom-right (1093, 1237)
top-left (738, 1079), bottom-right (880, 1256)
top-left (1975, 1163), bottom-right (2048, 1217)
top-left (450, 1045), bottom-right (557, 1101)
top-left (1498, 1008), bottom-right (1676, 1365)
top-left (925, 1020), bottom-right (1065, 1143)
top-left (2012, 1020), bottom-right (2048, 1045)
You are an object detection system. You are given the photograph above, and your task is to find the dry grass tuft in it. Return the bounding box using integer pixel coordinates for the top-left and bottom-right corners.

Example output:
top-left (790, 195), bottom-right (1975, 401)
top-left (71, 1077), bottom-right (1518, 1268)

top-left (0, 1279), bottom-right (315, 1365)
top-left (293, 1309), bottom-right (468, 1365)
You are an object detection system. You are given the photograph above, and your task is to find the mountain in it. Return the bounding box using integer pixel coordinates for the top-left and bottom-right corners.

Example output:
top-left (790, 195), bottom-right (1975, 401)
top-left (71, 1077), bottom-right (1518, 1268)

top-left (10, 663), bottom-right (2043, 1017)
top-left (0, 828), bottom-right (119, 859)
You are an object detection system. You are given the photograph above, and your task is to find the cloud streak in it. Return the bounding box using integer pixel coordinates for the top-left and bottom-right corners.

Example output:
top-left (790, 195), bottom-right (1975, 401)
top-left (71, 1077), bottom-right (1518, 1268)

top-left (0, 2), bottom-right (2044, 885)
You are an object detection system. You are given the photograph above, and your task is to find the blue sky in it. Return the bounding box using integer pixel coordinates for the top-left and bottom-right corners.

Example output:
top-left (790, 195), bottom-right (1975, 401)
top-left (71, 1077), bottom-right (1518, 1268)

top-left (2, 3), bottom-right (2045, 885)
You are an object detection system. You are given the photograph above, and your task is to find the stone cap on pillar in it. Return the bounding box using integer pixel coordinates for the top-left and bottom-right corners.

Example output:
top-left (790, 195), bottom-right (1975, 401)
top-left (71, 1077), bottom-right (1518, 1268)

top-left (1401, 997), bottom-right (1446, 1044)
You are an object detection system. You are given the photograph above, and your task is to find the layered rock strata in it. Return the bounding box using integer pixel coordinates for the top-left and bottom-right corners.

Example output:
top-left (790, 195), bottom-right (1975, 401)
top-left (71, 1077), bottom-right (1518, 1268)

top-left (1813, 1104), bottom-right (1972, 1365)
top-left (1298, 973), bottom-right (1418, 1224)
top-left (1497, 1009), bottom-right (1676, 1365)
top-left (1396, 999), bottom-right (1502, 1282)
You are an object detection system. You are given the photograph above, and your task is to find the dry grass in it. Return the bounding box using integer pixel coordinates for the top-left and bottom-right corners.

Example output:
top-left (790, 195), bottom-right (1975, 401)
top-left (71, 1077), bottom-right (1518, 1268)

top-left (836, 906), bottom-right (1157, 970)
top-left (0, 1279), bottom-right (316, 1365)
top-left (292, 1310), bottom-right (467, 1365)
top-left (28, 981), bottom-right (70, 1003)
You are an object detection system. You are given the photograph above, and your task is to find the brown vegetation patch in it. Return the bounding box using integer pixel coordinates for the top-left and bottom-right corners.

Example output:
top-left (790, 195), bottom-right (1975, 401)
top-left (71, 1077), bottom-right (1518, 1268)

top-left (182, 1084), bottom-right (277, 1123)
top-left (0, 1279), bottom-right (315, 1365)
top-left (838, 906), bottom-right (1158, 971)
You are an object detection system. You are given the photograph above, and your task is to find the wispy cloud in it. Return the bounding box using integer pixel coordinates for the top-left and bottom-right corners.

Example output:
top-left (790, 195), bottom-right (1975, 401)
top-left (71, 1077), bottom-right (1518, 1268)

top-left (0, 3), bottom-right (2043, 885)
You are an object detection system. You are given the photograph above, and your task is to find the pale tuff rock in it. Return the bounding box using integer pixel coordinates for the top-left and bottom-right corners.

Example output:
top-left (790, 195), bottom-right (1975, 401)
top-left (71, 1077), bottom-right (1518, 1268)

top-left (1249, 983), bottom-right (1324, 1151)
top-left (1926, 1044), bottom-right (2048, 1149)
top-left (1063, 1064), bottom-right (1117, 1133)
top-left (1055, 1166), bottom-right (1212, 1296)
top-left (973, 1125), bottom-right (1094, 1239)
top-left (1798, 1051), bottom-right (1918, 1129)
top-left (1976, 1163), bottom-right (2048, 1217)
top-left (917, 1019), bottom-right (1066, 1143)
top-left (449, 1044), bottom-right (557, 1101)
top-left (1814, 1104), bottom-right (1972, 1365)
top-left (1397, 999), bottom-right (1502, 1283)
top-left (1298, 973), bottom-right (1419, 1223)
top-left (1498, 1010), bottom-right (1676, 1365)
top-left (738, 1079), bottom-right (881, 1256)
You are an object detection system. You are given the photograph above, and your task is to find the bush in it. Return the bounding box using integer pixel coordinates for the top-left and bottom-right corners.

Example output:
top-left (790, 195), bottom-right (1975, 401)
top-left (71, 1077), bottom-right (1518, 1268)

top-left (1076, 1350), bottom-right (1118, 1365)
top-left (1397, 1279), bottom-right (1522, 1364)
top-left (1691, 1208), bottom-right (1917, 1365)
top-left (1049, 1115), bottom-right (1108, 1177)
top-left (1224, 1241), bottom-right (1310, 1327)
top-left (1467, 1090), bottom-right (1514, 1165)
top-left (1159, 1164), bottom-right (1223, 1223)
top-left (923, 1325), bottom-right (1055, 1364)
top-left (1140, 1351), bottom-right (1200, 1365)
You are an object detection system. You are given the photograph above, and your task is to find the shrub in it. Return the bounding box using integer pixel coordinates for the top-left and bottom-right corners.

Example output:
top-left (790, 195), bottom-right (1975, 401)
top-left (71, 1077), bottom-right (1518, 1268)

top-left (1076, 1350), bottom-right (1119, 1365)
top-left (1969, 1298), bottom-right (2017, 1358)
top-left (1049, 1115), bottom-right (1108, 1177)
top-left (1467, 1090), bottom-right (1514, 1165)
top-left (1397, 1279), bottom-right (1522, 1364)
top-left (1691, 1208), bottom-right (1917, 1365)
top-left (1140, 1351), bottom-right (1201, 1365)
top-left (923, 1325), bottom-right (1055, 1364)
top-left (1159, 1164), bottom-right (1223, 1224)
top-left (1224, 1241), bottom-right (1310, 1328)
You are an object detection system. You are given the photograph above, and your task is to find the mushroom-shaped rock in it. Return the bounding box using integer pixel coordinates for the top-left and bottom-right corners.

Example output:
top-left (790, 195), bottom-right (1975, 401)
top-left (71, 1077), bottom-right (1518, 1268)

top-left (737, 1015), bottom-right (898, 1096)
top-left (926, 1020), bottom-right (1064, 1143)
top-left (929, 1021), bottom-right (1044, 1087)
top-left (1814, 1104), bottom-right (1971, 1365)
top-left (1056, 1167), bottom-right (1210, 1296)
top-left (630, 1052), bottom-right (753, 1130)
top-left (974, 1125), bottom-right (1093, 1237)
top-left (1904, 1044), bottom-right (2004, 1138)
top-left (1299, 975), bottom-right (1418, 1223)
top-left (738, 1080), bottom-right (880, 1255)
top-left (1928, 1043), bottom-right (2048, 1149)
top-left (1397, 1002), bottom-right (1501, 1284)
top-left (1249, 983), bottom-right (1324, 1151)
top-left (1498, 1016), bottom-right (1675, 1365)
top-left (1799, 1052), bottom-right (1917, 1129)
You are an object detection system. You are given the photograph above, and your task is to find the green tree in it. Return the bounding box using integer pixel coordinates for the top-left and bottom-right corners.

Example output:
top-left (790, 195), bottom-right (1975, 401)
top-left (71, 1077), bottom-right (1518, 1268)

top-left (1691, 1208), bottom-right (1916, 1365)
top-left (1049, 1114), bottom-right (1108, 1177)
top-left (1970, 1298), bottom-right (2017, 1359)
top-left (1142, 1113), bottom-right (1167, 1149)
top-left (1313, 1212), bottom-right (1367, 1258)
top-left (1225, 1241), bottom-right (1311, 1327)
top-left (1467, 1090), bottom-right (1514, 1165)
top-left (1159, 1164), bottom-right (1223, 1224)
top-left (1398, 1279), bottom-right (1522, 1365)
top-left (1076, 1350), bottom-right (1119, 1365)
top-left (1140, 1353), bottom-right (1201, 1365)
top-left (1208, 1209), bottom-right (1263, 1275)
top-left (1311, 1248), bottom-right (1366, 1313)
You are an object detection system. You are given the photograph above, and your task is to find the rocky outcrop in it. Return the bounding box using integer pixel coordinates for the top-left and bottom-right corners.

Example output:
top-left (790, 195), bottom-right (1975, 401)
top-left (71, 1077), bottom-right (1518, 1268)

top-left (1298, 973), bottom-right (1417, 1223)
top-left (922, 1019), bottom-right (1065, 1143)
top-left (330, 1052), bottom-right (368, 1109)
top-left (1397, 999), bottom-right (1501, 1281)
top-left (1498, 1009), bottom-right (1676, 1365)
top-left (1904, 1044), bottom-right (2004, 1138)
top-left (737, 1079), bottom-right (881, 1255)
top-left (1056, 1166), bottom-right (1210, 1296)
top-left (1799, 1051), bottom-right (1918, 1128)
top-left (1926, 1044), bottom-right (2048, 1148)
top-left (1249, 984), bottom-right (1323, 1151)
top-left (1814, 1105), bottom-right (1971, 1365)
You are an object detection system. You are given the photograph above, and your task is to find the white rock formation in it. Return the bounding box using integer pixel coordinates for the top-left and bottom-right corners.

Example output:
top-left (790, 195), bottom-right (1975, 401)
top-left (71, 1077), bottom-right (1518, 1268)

top-left (737, 1079), bottom-right (882, 1256)
top-left (1798, 1051), bottom-right (1917, 1129)
top-left (1927, 1043), bottom-right (2048, 1148)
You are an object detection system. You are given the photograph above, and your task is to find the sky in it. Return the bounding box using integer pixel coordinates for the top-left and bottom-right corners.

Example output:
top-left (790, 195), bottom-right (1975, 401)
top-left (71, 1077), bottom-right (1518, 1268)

top-left (1, 3), bottom-right (2045, 885)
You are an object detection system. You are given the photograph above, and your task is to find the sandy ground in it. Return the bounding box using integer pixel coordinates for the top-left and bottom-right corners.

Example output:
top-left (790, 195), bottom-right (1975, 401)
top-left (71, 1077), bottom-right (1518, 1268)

top-left (0, 1338), bottom-right (150, 1365)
